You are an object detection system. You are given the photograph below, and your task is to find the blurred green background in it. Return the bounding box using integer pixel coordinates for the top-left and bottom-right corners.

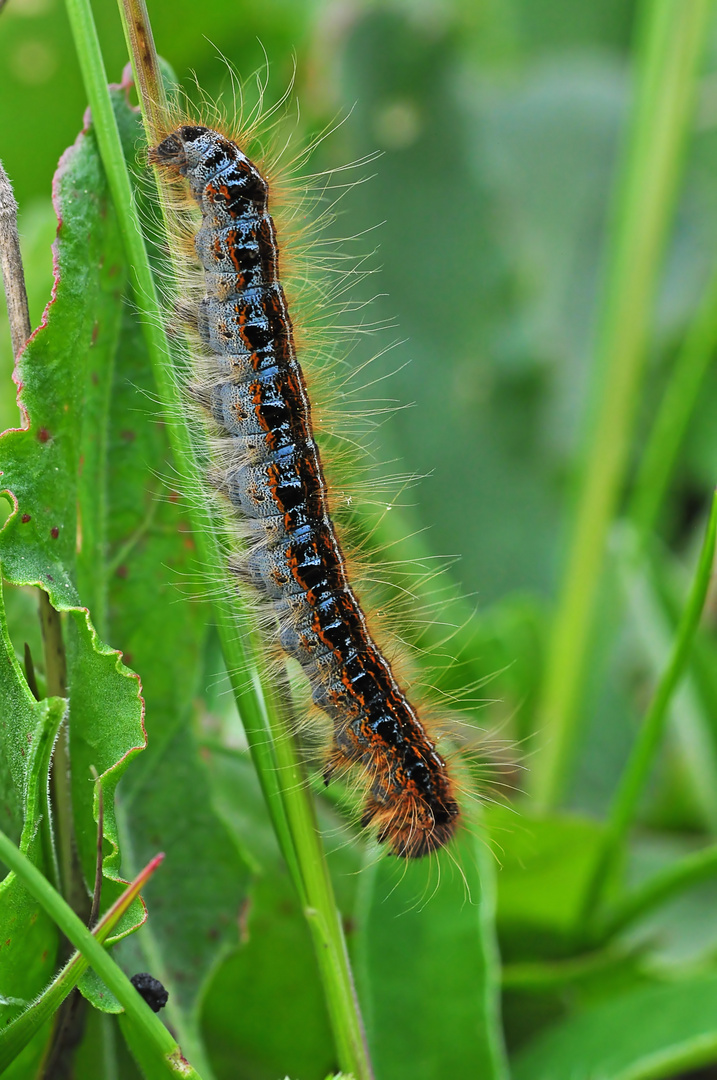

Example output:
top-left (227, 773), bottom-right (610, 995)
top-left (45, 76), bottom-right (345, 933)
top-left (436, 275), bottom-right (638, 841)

top-left (5, 1), bottom-right (717, 1077)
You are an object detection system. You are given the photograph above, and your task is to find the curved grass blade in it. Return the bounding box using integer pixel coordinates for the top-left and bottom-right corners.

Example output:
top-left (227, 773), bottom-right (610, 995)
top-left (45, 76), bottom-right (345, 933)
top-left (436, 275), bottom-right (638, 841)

top-left (0, 829), bottom-right (203, 1079)
top-left (0, 854), bottom-right (163, 1071)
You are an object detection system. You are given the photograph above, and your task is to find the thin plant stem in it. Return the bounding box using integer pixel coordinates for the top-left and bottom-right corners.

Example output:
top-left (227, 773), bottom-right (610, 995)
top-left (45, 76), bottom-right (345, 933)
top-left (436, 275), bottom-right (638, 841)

top-left (578, 492), bottom-right (717, 935)
top-left (598, 842), bottom-right (717, 940)
top-left (270, 673), bottom-right (369, 1070)
top-left (89, 771), bottom-right (104, 928)
top-left (63, 0), bottom-right (374, 1074)
top-left (0, 830), bottom-right (200, 1078)
top-left (0, 159), bottom-right (31, 354)
top-left (39, 592), bottom-right (90, 923)
top-left (533, 0), bottom-right (713, 808)
top-left (630, 260), bottom-right (717, 537)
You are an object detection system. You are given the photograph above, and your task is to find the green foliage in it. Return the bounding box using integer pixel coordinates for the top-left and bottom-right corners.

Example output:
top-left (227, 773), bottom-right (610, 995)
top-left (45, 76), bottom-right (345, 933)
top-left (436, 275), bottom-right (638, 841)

top-left (513, 975), bottom-right (717, 1080)
top-left (354, 834), bottom-right (508, 1080)
top-left (0, 92), bottom-right (146, 940)
top-left (0, 852), bottom-right (164, 1070)
top-left (4, 0), bottom-right (717, 1077)
top-left (0, 583), bottom-right (65, 1078)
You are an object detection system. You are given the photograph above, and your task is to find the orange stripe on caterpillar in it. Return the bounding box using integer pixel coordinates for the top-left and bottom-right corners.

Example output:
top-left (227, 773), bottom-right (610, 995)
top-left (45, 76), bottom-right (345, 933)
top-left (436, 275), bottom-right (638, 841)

top-left (149, 124), bottom-right (460, 857)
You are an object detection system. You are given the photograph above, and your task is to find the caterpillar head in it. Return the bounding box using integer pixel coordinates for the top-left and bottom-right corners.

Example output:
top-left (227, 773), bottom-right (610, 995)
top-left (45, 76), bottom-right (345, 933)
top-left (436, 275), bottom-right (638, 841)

top-left (149, 125), bottom-right (217, 174)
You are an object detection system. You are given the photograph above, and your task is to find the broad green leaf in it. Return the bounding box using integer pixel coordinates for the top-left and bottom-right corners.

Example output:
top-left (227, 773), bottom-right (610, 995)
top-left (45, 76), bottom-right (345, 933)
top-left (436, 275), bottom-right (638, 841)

top-left (115, 725), bottom-right (251, 1068)
top-left (353, 832), bottom-right (508, 1080)
top-left (0, 110), bottom-right (125, 609)
top-left (202, 747), bottom-right (344, 1080)
top-left (0, 88), bottom-right (147, 958)
top-left (201, 871), bottom-right (337, 1080)
top-left (512, 973), bottom-right (717, 1080)
top-left (0, 579), bottom-right (65, 1077)
top-left (490, 806), bottom-right (606, 958)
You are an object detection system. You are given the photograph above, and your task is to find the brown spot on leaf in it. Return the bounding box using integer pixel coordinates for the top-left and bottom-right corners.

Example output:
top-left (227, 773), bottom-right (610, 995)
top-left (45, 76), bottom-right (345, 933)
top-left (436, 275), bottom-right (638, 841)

top-left (21, 514), bottom-right (31, 523)
top-left (238, 896), bottom-right (252, 944)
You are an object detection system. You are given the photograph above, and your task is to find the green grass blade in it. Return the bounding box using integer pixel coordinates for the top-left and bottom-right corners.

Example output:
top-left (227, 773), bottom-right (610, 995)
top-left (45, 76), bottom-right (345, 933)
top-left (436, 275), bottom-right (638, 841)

top-left (630, 260), bottom-right (717, 536)
top-left (0, 831), bottom-right (201, 1078)
top-left (533, 0), bottom-right (713, 807)
top-left (579, 492), bottom-right (717, 933)
top-left (599, 842), bottom-right (717, 939)
top-left (0, 854), bottom-right (163, 1071)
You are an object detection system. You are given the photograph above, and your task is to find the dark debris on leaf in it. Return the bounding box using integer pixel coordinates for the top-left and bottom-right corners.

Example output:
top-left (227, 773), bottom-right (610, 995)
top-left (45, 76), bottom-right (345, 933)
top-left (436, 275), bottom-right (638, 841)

top-left (130, 972), bottom-right (169, 1012)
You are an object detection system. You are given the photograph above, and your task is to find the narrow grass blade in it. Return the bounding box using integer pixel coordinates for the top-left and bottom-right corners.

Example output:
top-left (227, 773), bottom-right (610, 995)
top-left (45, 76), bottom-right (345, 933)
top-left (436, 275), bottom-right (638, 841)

top-left (599, 842), bottom-right (717, 940)
top-left (630, 262), bottom-right (717, 536)
top-left (533, 0), bottom-right (713, 807)
top-left (0, 830), bottom-right (201, 1078)
top-left (579, 492), bottom-right (717, 934)
top-left (0, 854), bottom-right (163, 1071)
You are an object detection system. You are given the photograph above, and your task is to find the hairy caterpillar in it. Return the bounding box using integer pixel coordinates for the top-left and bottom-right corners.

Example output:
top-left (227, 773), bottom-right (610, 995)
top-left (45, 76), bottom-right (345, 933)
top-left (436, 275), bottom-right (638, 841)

top-left (149, 120), bottom-right (461, 858)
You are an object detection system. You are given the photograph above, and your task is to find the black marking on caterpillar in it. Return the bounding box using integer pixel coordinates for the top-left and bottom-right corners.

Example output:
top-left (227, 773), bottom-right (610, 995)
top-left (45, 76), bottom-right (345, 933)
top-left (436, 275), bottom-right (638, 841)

top-left (150, 124), bottom-right (460, 857)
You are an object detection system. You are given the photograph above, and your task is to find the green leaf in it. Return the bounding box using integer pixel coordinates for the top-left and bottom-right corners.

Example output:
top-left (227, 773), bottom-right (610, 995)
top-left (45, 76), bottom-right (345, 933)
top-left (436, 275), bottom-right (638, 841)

top-left (0, 580), bottom-right (65, 1077)
top-left (115, 725), bottom-right (252, 1072)
top-left (512, 973), bottom-right (717, 1080)
top-left (0, 86), bottom-right (147, 955)
top-left (201, 871), bottom-right (335, 1080)
top-left (353, 832), bottom-right (508, 1080)
top-left (0, 114), bottom-right (126, 610)
top-left (489, 806), bottom-right (606, 957)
